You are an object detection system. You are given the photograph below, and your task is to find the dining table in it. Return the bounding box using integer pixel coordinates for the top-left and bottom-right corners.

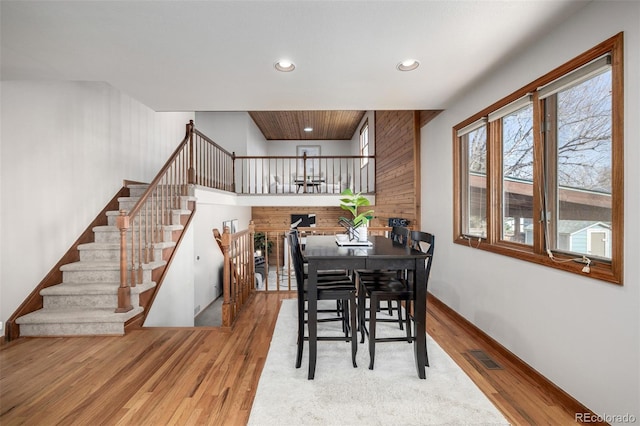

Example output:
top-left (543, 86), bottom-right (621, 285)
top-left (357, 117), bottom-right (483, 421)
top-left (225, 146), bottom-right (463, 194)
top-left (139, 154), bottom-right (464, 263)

top-left (303, 234), bottom-right (431, 380)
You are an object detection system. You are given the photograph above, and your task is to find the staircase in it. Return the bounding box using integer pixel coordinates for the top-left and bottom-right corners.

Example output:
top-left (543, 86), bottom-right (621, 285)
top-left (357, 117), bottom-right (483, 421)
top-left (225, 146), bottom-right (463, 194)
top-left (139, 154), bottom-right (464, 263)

top-left (15, 184), bottom-right (194, 336)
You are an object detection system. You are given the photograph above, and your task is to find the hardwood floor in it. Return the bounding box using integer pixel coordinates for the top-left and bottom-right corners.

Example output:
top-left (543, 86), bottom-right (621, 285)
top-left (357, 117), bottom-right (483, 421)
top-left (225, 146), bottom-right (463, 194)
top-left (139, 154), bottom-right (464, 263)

top-left (1, 292), bottom-right (602, 425)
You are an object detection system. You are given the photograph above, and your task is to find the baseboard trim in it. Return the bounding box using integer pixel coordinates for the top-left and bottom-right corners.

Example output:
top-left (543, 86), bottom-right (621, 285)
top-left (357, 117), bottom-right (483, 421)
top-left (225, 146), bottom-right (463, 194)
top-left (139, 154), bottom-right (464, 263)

top-left (428, 293), bottom-right (599, 422)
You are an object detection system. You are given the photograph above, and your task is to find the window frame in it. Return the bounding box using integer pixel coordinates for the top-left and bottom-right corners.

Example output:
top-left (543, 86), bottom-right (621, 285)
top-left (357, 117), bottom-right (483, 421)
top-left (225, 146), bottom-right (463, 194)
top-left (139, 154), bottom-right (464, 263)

top-left (457, 122), bottom-right (488, 239)
top-left (360, 119), bottom-right (369, 168)
top-left (452, 33), bottom-right (624, 285)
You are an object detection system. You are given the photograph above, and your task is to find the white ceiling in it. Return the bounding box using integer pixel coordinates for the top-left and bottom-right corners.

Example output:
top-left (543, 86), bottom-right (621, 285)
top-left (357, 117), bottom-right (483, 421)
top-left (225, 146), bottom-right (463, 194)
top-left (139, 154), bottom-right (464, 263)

top-left (1, 0), bottom-right (588, 112)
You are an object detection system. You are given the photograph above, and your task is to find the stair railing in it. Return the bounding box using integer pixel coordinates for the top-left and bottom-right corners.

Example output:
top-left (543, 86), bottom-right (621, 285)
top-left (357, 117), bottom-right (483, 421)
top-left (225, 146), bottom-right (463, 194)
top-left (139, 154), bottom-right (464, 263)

top-left (214, 221), bottom-right (256, 327)
top-left (115, 120), bottom-right (233, 313)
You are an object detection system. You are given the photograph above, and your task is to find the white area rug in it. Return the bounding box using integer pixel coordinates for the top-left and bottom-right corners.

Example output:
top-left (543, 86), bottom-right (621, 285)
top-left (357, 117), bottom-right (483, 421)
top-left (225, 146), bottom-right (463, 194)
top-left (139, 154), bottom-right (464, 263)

top-left (248, 299), bottom-right (510, 426)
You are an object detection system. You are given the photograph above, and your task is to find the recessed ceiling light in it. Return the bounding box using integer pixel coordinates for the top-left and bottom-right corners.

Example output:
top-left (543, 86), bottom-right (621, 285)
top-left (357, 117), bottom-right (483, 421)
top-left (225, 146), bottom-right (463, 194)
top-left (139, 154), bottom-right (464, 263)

top-left (397, 59), bottom-right (420, 72)
top-left (274, 60), bottom-right (295, 72)
top-left (303, 127), bottom-right (313, 132)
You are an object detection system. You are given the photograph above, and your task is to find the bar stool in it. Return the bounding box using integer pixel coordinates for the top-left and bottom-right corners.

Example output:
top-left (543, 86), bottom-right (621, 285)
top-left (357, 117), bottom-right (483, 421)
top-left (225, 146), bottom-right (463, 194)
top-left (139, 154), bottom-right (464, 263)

top-left (287, 231), bottom-right (358, 371)
top-left (356, 231), bottom-right (435, 369)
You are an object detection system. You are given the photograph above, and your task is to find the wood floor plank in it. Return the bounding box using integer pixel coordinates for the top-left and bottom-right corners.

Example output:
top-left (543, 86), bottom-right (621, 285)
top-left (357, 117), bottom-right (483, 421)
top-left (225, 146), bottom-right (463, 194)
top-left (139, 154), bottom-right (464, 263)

top-left (1, 292), bottom-right (603, 425)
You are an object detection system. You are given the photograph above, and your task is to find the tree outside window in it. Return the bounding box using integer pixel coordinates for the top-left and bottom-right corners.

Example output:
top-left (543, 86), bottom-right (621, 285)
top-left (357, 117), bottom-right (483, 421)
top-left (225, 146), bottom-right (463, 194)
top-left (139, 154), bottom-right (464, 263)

top-left (453, 33), bottom-right (623, 284)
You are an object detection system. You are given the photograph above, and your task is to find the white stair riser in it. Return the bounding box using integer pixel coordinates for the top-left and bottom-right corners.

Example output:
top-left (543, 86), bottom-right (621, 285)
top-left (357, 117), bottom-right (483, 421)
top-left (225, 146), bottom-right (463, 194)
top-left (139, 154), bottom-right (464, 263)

top-left (128, 185), bottom-right (185, 198)
top-left (79, 246), bottom-right (163, 262)
top-left (43, 292), bottom-right (141, 309)
top-left (118, 197), bottom-right (187, 211)
top-left (118, 198), bottom-right (188, 212)
top-left (107, 211), bottom-right (184, 227)
top-left (19, 322), bottom-right (124, 336)
top-left (94, 228), bottom-right (174, 244)
top-left (94, 229), bottom-right (131, 244)
top-left (128, 186), bottom-right (149, 198)
top-left (62, 268), bottom-right (152, 284)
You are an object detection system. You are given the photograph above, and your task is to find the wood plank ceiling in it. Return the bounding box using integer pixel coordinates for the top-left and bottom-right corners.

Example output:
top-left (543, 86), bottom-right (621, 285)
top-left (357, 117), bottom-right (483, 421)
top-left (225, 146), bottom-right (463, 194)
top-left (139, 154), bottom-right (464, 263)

top-left (249, 111), bottom-right (366, 140)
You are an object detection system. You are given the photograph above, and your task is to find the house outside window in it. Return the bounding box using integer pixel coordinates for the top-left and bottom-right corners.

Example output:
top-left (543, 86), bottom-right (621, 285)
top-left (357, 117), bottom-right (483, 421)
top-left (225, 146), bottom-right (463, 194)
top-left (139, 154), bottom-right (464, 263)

top-left (457, 122), bottom-right (487, 238)
top-left (453, 33), bottom-right (623, 284)
top-left (541, 62), bottom-right (613, 260)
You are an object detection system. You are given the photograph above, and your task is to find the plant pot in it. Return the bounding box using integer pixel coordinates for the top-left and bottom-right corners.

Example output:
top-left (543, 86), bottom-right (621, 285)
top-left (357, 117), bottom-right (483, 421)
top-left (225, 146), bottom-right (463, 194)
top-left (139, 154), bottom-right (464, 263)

top-left (357, 225), bottom-right (368, 242)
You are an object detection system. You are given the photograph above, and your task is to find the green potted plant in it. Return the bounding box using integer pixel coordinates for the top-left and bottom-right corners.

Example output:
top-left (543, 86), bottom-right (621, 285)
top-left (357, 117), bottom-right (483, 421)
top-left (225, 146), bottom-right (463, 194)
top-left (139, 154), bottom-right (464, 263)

top-left (339, 188), bottom-right (374, 241)
top-left (254, 232), bottom-right (273, 256)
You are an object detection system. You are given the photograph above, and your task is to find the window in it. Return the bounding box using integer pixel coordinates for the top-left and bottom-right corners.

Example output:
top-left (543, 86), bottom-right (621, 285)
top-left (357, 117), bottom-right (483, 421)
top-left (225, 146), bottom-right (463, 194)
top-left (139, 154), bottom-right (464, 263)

top-left (360, 120), bottom-right (369, 167)
top-left (542, 59), bottom-right (613, 260)
top-left (493, 97), bottom-right (534, 245)
top-left (457, 121), bottom-right (487, 238)
top-left (453, 33), bottom-right (623, 284)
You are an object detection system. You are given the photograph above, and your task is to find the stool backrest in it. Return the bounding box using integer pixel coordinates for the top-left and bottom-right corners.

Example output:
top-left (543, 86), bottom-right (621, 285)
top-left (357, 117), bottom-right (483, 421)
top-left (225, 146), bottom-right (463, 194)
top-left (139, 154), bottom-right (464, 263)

top-left (409, 231), bottom-right (435, 287)
top-left (287, 230), bottom-right (305, 296)
top-left (390, 226), bottom-right (409, 246)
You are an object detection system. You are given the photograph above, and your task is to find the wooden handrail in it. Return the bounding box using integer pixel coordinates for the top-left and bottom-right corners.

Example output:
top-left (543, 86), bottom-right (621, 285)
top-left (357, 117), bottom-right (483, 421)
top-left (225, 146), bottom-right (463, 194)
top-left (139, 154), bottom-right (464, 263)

top-left (209, 223), bottom-right (395, 325)
top-left (127, 125), bottom-right (191, 219)
top-left (193, 128), bottom-right (234, 157)
top-left (116, 120), bottom-right (234, 312)
top-left (115, 121), bottom-right (377, 313)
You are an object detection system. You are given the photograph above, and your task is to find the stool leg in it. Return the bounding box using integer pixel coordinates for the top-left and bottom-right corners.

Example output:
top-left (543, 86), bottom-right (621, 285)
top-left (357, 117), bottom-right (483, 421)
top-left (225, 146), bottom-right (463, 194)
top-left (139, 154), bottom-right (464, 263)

top-left (397, 300), bottom-right (404, 330)
top-left (342, 299), bottom-right (350, 337)
top-left (405, 300), bottom-right (412, 343)
top-left (368, 293), bottom-right (377, 370)
top-left (350, 292), bottom-right (358, 368)
top-left (358, 282), bottom-right (367, 344)
top-left (425, 344), bottom-right (430, 367)
top-left (296, 298), bottom-right (305, 368)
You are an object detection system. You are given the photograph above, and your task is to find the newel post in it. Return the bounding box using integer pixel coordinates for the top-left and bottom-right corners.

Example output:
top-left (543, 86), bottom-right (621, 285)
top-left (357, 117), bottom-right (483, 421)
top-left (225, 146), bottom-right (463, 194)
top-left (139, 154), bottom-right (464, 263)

top-left (221, 226), bottom-right (232, 327)
top-left (115, 210), bottom-right (133, 313)
top-left (249, 220), bottom-right (256, 291)
top-left (187, 120), bottom-right (196, 184)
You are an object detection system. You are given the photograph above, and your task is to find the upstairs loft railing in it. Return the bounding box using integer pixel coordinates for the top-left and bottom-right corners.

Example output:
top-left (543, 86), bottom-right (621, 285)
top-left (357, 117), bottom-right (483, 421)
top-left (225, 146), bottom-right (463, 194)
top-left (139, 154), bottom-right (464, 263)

top-left (115, 120), bottom-right (232, 313)
top-left (233, 154), bottom-right (376, 195)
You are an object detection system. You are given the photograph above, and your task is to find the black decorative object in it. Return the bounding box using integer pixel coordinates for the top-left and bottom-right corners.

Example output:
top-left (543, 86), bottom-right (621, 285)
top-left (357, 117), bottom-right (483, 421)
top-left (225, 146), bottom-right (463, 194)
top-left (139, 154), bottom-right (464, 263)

top-left (291, 214), bottom-right (316, 228)
top-left (388, 217), bottom-right (409, 227)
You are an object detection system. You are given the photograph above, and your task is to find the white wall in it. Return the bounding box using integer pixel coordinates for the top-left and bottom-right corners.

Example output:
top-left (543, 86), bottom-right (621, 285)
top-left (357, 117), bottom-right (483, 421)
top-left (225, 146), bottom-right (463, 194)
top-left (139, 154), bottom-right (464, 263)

top-left (0, 81), bottom-right (193, 334)
top-left (191, 187), bottom-right (252, 316)
top-left (246, 114), bottom-right (267, 156)
top-left (265, 139), bottom-right (352, 157)
top-left (144, 225), bottom-right (195, 327)
top-left (194, 111), bottom-right (267, 156)
top-left (421, 1), bottom-right (639, 422)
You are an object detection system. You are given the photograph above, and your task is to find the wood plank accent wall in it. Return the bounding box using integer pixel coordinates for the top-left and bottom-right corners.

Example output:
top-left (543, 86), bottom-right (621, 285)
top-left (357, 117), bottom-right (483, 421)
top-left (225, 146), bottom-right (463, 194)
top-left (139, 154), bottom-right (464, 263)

top-left (251, 206), bottom-right (354, 264)
top-left (251, 206), bottom-right (347, 228)
top-left (374, 110), bottom-right (421, 229)
top-left (250, 110), bottom-right (423, 241)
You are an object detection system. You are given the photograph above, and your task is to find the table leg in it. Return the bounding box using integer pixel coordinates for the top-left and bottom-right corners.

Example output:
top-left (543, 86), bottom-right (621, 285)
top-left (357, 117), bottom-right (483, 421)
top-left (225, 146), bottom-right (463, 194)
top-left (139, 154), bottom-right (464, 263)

top-left (308, 262), bottom-right (318, 380)
top-left (413, 260), bottom-right (427, 379)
